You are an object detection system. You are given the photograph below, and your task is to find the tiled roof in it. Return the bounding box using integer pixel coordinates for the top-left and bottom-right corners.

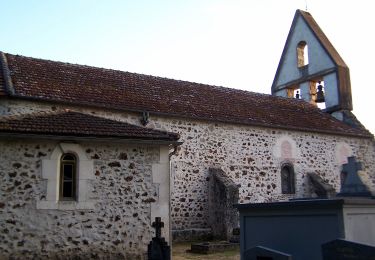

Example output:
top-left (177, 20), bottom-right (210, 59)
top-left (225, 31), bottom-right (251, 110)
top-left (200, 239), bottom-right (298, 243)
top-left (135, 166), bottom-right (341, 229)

top-left (1, 52), bottom-right (373, 139)
top-left (0, 74), bottom-right (4, 96)
top-left (0, 111), bottom-right (180, 142)
top-left (0, 53), bottom-right (6, 96)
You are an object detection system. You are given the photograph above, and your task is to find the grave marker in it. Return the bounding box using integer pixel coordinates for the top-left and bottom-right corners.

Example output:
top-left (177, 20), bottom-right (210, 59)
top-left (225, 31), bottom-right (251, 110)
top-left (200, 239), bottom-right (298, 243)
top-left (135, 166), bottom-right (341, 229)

top-left (338, 156), bottom-right (372, 197)
top-left (322, 239), bottom-right (375, 260)
top-left (244, 246), bottom-right (292, 260)
top-left (147, 217), bottom-right (170, 260)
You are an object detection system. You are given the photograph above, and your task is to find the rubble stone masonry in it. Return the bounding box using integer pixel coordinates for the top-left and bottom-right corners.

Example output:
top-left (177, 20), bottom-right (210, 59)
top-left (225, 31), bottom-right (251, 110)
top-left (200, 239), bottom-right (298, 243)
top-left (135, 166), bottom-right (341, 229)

top-left (1, 99), bottom-right (375, 239)
top-left (0, 137), bottom-right (162, 259)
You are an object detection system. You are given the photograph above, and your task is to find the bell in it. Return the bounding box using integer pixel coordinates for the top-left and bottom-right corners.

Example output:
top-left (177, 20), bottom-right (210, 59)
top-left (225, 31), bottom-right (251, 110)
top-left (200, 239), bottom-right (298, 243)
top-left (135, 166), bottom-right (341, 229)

top-left (315, 82), bottom-right (325, 103)
top-left (295, 90), bottom-right (300, 99)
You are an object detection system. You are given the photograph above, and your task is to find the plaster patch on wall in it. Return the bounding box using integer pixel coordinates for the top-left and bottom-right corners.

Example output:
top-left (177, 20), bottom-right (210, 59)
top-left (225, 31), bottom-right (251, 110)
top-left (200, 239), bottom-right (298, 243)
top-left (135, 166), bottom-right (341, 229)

top-left (273, 135), bottom-right (298, 160)
top-left (335, 142), bottom-right (353, 165)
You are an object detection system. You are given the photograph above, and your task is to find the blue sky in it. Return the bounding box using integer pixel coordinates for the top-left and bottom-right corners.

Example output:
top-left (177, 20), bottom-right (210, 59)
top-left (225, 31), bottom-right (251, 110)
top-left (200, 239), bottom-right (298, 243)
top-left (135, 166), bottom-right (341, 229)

top-left (1, 0), bottom-right (374, 134)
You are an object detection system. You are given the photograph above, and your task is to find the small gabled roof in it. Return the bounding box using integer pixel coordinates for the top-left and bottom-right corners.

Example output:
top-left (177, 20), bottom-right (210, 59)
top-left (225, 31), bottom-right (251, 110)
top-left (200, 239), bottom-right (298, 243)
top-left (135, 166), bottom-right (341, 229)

top-left (0, 52), bottom-right (372, 138)
top-left (0, 110), bottom-right (180, 142)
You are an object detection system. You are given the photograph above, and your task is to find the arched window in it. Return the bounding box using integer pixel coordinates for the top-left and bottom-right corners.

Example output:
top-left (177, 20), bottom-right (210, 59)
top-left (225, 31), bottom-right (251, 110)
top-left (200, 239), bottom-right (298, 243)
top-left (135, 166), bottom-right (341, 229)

top-left (297, 41), bottom-right (309, 67)
top-left (281, 164), bottom-right (295, 194)
top-left (60, 153), bottom-right (77, 200)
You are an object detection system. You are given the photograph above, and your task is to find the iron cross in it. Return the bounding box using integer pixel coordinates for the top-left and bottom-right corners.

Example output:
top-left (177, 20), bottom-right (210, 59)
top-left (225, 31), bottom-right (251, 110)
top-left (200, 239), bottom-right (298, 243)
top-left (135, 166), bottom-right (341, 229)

top-left (152, 217), bottom-right (164, 239)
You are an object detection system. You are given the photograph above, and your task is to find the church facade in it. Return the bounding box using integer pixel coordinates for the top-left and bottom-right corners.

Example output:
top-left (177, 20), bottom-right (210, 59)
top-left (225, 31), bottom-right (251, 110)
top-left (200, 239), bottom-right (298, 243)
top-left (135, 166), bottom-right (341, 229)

top-left (0, 10), bottom-right (374, 259)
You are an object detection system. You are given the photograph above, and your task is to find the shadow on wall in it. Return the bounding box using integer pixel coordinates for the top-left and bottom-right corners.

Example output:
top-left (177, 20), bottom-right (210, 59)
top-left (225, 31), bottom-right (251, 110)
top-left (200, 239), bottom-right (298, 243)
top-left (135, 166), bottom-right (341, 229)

top-left (208, 168), bottom-right (239, 241)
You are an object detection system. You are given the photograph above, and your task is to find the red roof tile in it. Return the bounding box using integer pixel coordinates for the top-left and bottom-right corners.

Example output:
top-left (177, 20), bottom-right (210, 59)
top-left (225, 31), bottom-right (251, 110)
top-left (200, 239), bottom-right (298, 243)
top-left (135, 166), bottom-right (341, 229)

top-left (1, 52), bottom-right (373, 139)
top-left (0, 53), bottom-right (6, 96)
top-left (0, 74), bottom-right (4, 96)
top-left (0, 111), bottom-right (180, 142)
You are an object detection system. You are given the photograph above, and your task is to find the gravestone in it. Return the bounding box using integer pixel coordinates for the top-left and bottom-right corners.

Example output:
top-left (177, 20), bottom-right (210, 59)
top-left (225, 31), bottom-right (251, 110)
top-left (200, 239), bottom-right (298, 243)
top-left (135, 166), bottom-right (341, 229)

top-left (338, 156), bottom-right (372, 197)
top-left (244, 246), bottom-right (292, 260)
top-left (322, 239), bottom-right (375, 260)
top-left (236, 156), bottom-right (375, 259)
top-left (190, 241), bottom-right (239, 254)
top-left (147, 217), bottom-right (170, 260)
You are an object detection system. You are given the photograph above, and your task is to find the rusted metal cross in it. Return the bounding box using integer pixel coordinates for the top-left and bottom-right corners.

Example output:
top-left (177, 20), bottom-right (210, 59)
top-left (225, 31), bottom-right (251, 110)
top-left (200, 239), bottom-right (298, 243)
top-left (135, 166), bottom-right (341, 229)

top-left (152, 217), bottom-right (164, 239)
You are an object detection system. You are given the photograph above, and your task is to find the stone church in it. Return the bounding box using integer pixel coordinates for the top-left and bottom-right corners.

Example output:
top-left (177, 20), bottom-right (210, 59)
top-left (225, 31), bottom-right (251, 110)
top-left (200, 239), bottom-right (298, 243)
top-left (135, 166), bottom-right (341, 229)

top-left (0, 9), bottom-right (374, 259)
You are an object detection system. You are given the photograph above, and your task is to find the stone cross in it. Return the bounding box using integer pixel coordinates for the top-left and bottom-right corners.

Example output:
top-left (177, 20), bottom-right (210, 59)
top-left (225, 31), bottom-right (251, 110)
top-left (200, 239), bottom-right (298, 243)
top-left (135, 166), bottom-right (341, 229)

top-left (342, 156), bottom-right (362, 177)
top-left (338, 156), bottom-right (371, 197)
top-left (152, 217), bottom-right (164, 239)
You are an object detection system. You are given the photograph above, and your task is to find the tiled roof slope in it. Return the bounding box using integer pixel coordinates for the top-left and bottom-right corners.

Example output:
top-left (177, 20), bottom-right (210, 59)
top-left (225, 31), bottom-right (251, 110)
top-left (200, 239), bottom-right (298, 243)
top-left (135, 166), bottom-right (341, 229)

top-left (0, 71), bottom-right (4, 96)
top-left (0, 111), bottom-right (180, 142)
top-left (0, 54), bottom-right (6, 96)
top-left (1, 52), bottom-right (373, 138)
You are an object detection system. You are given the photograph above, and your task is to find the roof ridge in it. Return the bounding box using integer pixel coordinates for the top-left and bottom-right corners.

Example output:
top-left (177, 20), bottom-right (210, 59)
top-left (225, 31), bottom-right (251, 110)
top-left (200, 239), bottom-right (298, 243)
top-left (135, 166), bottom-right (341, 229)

top-left (0, 110), bottom-right (160, 129)
top-left (0, 109), bottom-right (80, 122)
top-left (0, 109), bottom-right (180, 142)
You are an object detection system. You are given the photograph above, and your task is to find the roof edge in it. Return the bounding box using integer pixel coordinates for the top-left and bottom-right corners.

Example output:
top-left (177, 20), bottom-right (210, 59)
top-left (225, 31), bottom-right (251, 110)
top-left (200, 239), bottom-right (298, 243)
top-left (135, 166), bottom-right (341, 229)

top-left (271, 10), bottom-right (301, 93)
top-left (297, 9), bottom-right (348, 68)
top-left (7, 95), bottom-right (373, 140)
top-left (0, 132), bottom-right (183, 145)
top-left (0, 52), bottom-right (15, 95)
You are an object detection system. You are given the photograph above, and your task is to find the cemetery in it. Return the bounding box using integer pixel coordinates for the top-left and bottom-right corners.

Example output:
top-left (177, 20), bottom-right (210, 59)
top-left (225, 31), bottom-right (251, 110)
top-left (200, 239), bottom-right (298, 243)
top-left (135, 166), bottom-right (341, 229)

top-left (1, 8), bottom-right (375, 260)
top-left (235, 156), bottom-right (375, 259)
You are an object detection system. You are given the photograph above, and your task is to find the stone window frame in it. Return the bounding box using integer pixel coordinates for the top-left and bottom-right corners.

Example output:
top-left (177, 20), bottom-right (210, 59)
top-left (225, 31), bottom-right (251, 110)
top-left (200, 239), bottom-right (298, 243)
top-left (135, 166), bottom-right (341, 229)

top-left (280, 162), bottom-right (296, 194)
top-left (37, 143), bottom-right (95, 210)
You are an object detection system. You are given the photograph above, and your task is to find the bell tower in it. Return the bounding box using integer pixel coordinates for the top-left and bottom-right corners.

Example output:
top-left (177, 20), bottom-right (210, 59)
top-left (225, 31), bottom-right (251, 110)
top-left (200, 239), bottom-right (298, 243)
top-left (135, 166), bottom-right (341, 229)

top-left (271, 10), bottom-right (352, 117)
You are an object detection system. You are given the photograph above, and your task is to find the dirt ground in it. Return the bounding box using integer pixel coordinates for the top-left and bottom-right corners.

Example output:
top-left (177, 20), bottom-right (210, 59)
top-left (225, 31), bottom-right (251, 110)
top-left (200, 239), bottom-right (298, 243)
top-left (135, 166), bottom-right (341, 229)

top-left (172, 242), bottom-right (240, 260)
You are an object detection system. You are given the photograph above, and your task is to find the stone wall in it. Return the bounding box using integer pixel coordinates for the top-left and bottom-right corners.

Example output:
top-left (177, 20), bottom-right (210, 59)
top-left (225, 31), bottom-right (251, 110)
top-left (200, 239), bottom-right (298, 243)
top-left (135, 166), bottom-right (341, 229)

top-left (208, 168), bottom-right (239, 240)
top-left (0, 138), bottom-right (167, 259)
top-left (1, 99), bottom-right (375, 238)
